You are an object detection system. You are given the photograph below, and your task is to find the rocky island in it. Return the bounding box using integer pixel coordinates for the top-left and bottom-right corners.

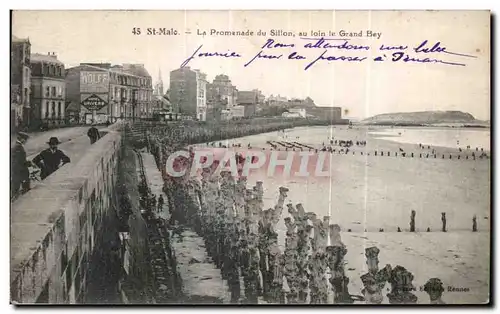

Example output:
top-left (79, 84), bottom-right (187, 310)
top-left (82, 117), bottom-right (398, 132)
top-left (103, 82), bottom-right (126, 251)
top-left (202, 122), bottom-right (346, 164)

top-left (359, 111), bottom-right (489, 128)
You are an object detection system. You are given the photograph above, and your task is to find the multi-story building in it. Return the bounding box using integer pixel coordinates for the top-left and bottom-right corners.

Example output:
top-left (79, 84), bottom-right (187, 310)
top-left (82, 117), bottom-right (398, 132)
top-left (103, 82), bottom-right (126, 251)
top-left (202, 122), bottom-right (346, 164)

top-left (169, 67), bottom-right (207, 121)
top-left (208, 74), bottom-right (238, 108)
top-left (65, 63), bottom-right (153, 124)
top-left (252, 89), bottom-right (265, 104)
top-left (11, 36), bottom-right (31, 129)
top-left (30, 52), bottom-right (66, 126)
top-left (194, 69), bottom-right (207, 121)
top-left (10, 85), bottom-right (21, 132)
top-left (267, 94), bottom-right (288, 105)
top-left (237, 90), bottom-right (259, 118)
top-left (308, 106), bottom-right (342, 122)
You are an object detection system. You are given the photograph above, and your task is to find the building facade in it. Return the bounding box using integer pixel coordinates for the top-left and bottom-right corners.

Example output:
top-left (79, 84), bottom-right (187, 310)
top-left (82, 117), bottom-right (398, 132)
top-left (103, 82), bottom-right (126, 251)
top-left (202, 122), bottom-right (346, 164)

top-left (209, 74), bottom-right (238, 107)
top-left (30, 53), bottom-right (66, 126)
top-left (11, 36), bottom-right (31, 129)
top-left (308, 106), bottom-right (342, 121)
top-left (286, 108), bottom-right (307, 118)
top-left (169, 67), bottom-right (207, 121)
top-left (267, 94), bottom-right (288, 105)
top-left (66, 63), bottom-right (153, 124)
top-left (169, 67), bottom-right (196, 117)
top-left (194, 69), bottom-right (207, 121)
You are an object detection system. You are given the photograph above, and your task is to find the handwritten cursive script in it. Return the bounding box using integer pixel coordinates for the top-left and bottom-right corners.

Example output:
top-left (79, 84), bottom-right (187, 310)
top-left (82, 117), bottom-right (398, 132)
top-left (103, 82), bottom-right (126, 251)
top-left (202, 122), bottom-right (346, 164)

top-left (301, 37), bottom-right (370, 50)
top-left (179, 38), bottom-right (477, 70)
top-left (180, 44), bottom-right (242, 68)
top-left (391, 51), bottom-right (466, 66)
top-left (305, 50), bottom-right (367, 70)
top-left (414, 40), bottom-right (477, 58)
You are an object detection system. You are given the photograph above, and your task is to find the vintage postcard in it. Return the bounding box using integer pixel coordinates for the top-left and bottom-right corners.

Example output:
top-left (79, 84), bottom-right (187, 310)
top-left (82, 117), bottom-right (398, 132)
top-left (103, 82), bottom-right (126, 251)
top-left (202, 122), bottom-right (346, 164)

top-left (10, 10), bottom-right (490, 305)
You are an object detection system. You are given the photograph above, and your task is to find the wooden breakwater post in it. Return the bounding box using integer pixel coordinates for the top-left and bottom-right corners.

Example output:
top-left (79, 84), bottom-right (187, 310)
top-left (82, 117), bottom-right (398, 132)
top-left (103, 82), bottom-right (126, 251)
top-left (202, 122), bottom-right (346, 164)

top-left (218, 170), bottom-right (241, 302)
top-left (268, 187), bottom-right (289, 303)
top-left (284, 203), bottom-right (309, 303)
top-left (309, 215), bottom-right (330, 304)
top-left (240, 185), bottom-right (263, 303)
top-left (410, 210), bottom-right (416, 232)
top-left (360, 247), bottom-right (392, 304)
top-left (201, 169), bottom-right (220, 261)
top-left (284, 213), bottom-right (300, 303)
top-left (258, 186), bottom-right (288, 303)
top-left (387, 266), bottom-right (418, 304)
top-left (423, 278), bottom-right (446, 304)
top-left (441, 212), bottom-right (447, 232)
top-left (327, 224), bottom-right (354, 304)
top-left (295, 204), bottom-right (312, 303)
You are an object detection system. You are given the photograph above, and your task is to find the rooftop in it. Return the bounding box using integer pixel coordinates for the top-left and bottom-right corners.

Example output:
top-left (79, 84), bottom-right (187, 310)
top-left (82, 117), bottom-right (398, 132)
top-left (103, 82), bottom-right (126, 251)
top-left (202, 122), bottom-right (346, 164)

top-left (12, 35), bottom-right (29, 44)
top-left (71, 63), bottom-right (151, 79)
top-left (31, 53), bottom-right (64, 65)
top-left (122, 64), bottom-right (151, 78)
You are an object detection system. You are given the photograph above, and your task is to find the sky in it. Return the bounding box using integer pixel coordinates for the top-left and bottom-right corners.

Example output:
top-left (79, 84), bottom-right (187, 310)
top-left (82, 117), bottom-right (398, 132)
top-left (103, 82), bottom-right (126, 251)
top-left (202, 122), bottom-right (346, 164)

top-left (12, 10), bottom-right (490, 119)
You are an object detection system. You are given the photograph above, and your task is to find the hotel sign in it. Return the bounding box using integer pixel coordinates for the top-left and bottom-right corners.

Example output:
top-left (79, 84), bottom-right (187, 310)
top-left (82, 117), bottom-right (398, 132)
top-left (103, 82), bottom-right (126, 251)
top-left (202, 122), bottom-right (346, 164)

top-left (80, 71), bottom-right (109, 94)
top-left (81, 94), bottom-right (107, 111)
top-left (81, 71), bottom-right (109, 85)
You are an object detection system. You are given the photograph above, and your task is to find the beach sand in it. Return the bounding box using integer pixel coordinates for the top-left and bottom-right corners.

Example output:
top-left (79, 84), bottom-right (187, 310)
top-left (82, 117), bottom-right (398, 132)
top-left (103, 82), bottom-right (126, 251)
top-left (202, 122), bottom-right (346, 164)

top-left (206, 125), bottom-right (490, 304)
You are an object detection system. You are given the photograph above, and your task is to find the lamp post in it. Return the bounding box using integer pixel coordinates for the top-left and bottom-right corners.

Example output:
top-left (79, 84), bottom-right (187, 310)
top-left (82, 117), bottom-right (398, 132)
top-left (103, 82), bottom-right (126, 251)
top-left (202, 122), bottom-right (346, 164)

top-left (132, 89), bottom-right (138, 122)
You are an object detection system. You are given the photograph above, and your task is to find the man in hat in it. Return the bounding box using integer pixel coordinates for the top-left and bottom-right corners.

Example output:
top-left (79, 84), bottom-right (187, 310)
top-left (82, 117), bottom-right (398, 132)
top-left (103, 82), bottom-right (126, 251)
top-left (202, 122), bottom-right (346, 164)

top-left (11, 132), bottom-right (31, 198)
top-left (87, 123), bottom-right (100, 144)
top-left (32, 137), bottom-right (71, 180)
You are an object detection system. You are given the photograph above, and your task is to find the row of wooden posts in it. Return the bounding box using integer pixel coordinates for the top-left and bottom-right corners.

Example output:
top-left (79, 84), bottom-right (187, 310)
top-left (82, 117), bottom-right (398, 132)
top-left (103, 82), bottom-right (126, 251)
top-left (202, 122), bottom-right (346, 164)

top-left (265, 142), bottom-right (489, 161)
top-left (408, 210), bottom-right (479, 233)
top-left (146, 133), bottom-right (451, 304)
top-left (184, 172), bottom-right (450, 304)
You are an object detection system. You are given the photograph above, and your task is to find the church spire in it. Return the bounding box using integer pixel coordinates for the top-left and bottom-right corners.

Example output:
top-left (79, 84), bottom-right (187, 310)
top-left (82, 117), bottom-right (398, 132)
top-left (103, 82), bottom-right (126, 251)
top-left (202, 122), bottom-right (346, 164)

top-left (155, 67), bottom-right (164, 96)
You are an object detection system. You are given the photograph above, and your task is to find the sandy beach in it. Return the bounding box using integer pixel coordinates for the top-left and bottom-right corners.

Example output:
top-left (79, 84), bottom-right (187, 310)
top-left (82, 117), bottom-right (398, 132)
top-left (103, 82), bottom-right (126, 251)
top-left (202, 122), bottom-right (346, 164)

top-left (191, 125), bottom-right (490, 304)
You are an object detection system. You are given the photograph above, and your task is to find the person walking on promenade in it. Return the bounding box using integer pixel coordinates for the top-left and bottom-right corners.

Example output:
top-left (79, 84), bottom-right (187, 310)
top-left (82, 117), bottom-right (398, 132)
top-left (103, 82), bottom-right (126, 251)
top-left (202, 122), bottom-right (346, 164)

top-left (158, 194), bottom-right (164, 213)
top-left (11, 132), bottom-right (31, 198)
top-left (87, 123), bottom-right (101, 144)
top-left (32, 137), bottom-right (71, 180)
top-left (151, 194), bottom-right (157, 213)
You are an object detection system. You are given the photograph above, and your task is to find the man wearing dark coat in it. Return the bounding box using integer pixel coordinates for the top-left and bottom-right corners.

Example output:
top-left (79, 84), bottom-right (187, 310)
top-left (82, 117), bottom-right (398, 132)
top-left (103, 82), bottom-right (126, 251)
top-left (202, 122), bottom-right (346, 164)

top-left (33, 137), bottom-right (71, 180)
top-left (87, 124), bottom-right (100, 144)
top-left (11, 132), bottom-right (30, 198)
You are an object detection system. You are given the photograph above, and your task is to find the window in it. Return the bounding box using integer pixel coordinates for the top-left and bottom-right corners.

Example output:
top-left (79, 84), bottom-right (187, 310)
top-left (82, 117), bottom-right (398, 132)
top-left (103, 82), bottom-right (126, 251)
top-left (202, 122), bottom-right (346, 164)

top-left (44, 101), bottom-right (49, 118)
top-left (51, 102), bottom-right (56, 118)
top-left (58, 102), bottom-right (62, 118)
top-left (51, 86), bottom-right (56, 97)
top-left (24, 88), bottom-right (28, 104)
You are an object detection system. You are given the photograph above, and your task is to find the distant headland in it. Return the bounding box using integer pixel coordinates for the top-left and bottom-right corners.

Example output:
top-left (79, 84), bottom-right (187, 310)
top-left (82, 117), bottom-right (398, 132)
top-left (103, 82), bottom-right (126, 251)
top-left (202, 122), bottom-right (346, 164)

top-left (358, 111), bottom-right (490, 128)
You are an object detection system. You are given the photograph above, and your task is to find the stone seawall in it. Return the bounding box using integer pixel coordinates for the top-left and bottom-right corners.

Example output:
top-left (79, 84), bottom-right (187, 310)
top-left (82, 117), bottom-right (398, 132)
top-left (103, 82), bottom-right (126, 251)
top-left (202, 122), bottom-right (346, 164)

top-left (10, 128), bottom-right (123, 304)
top-left (126, 118), bottom-right (340, 147)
